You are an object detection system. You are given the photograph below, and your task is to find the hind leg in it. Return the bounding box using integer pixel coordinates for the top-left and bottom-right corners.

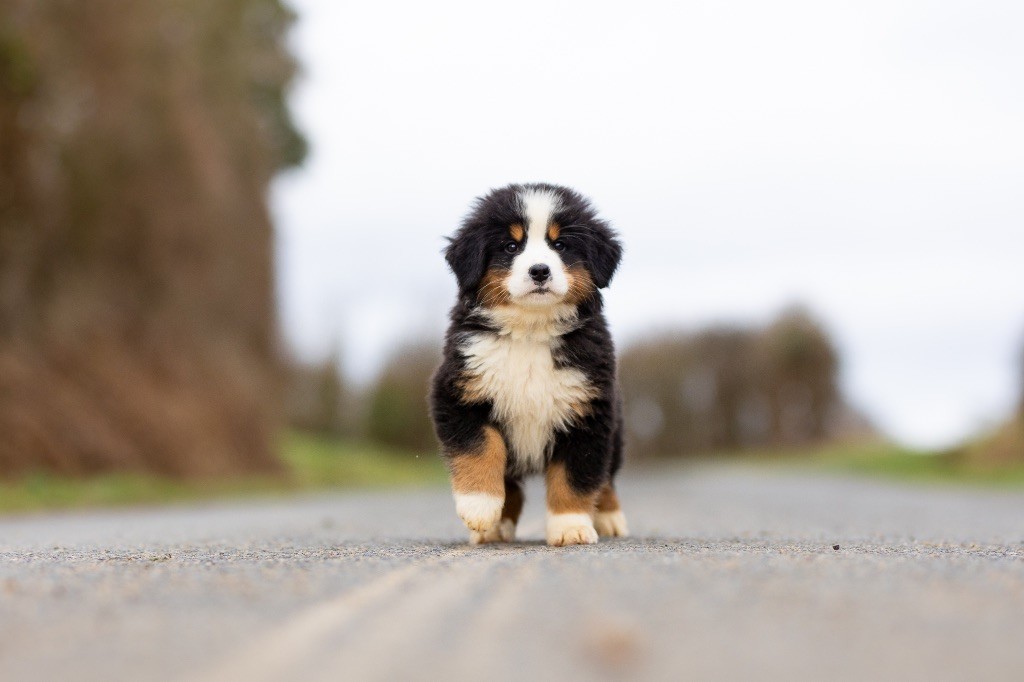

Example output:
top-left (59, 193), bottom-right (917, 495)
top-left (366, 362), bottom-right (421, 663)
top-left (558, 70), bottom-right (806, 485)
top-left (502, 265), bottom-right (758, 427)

top-left (470, 476), bottom-right (524, 544)
top-left (545, 406), bottom-right (619, 546)
top-left (593, 482), bottom-right (628, 537)
top-left (594, 407), bottom-right (628, 537)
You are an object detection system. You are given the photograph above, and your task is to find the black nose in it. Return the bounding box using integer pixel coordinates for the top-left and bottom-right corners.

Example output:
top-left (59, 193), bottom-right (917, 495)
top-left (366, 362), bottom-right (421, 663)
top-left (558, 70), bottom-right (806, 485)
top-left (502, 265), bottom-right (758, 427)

top-left (528, 264), bottom-right (551, 283)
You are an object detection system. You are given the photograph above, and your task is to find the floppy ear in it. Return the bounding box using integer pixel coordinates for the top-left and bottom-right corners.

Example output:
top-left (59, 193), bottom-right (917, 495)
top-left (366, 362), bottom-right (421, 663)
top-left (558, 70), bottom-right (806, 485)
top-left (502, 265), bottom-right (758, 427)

top-left (444, 230), bottom-right (489, 294)
top-left (588, 222), bottom-right (623, 289)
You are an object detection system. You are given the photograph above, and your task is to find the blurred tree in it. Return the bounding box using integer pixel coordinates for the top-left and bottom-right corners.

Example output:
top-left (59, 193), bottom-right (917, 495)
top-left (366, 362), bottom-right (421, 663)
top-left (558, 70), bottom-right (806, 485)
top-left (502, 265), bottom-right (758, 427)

top-left (364, 343), bottom-right (441, 452)
top-left (1019, 337), bottom-right (1024, 418)
top-left (755, 306), bottom-right (840, 444)
top-left (0, 0), bottom-right (305, 476)
top-left (620, 328), bottom-right (754, 457)
top-left (284, 351), bottom-right (351, 437)
top-left (620, 308), bottom-right (854, 460)
top-left (947, 331), bottom-right (1024, 466)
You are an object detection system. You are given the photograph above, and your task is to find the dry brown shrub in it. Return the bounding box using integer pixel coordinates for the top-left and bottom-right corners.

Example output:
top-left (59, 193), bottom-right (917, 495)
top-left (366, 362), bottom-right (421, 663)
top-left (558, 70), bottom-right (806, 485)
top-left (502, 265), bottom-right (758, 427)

top-left (966, 340), bottom-right (1024, 465)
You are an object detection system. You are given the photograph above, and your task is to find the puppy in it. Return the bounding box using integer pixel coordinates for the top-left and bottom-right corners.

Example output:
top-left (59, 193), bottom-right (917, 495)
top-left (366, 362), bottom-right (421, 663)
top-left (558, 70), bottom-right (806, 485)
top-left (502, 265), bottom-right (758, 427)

top-left (429, 183), bottom-right (627, 546)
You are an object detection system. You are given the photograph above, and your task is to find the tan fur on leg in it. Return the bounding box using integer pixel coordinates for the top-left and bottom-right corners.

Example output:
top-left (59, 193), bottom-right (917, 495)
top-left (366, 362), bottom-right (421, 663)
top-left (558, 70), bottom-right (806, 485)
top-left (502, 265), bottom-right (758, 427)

top-left (545, 462), bottom-right (598, 546)
top-left (449, 427), bottom-right (506, 537)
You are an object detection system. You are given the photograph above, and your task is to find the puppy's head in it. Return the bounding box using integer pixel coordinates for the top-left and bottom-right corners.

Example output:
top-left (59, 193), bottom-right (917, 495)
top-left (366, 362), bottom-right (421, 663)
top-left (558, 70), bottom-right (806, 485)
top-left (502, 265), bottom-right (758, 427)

top-left (445, 183), bottom-right (622, 309)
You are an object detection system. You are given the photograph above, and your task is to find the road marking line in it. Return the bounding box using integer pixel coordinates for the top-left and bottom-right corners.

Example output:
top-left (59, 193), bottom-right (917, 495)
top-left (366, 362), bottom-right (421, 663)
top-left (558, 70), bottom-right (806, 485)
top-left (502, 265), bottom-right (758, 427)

top-left (314, 551), bottom-right (503, 681)
top-left (188, 550), bottom-right (468, 682)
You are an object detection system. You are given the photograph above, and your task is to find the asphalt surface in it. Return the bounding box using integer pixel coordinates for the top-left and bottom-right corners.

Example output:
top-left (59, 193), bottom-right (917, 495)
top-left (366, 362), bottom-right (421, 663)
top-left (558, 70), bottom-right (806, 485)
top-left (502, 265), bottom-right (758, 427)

top-left (1, 465), bottom-right (1022, 682)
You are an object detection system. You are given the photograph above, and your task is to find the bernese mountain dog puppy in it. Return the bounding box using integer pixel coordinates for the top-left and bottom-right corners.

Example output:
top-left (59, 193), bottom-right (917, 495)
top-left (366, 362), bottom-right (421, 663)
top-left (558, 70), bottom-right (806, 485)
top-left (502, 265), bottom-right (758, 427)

top-left (430, 183), bottom-right (626, 546)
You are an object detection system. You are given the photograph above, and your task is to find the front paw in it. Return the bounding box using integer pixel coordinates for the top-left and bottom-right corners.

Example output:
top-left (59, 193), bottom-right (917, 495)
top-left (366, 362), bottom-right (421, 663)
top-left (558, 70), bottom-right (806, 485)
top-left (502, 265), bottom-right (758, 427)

top-left (546, 513), bottom-right (599, 546)
top-left (469, 518), bottom-right (516, 545)
top-left (454, 492), bottom-right (503, 533)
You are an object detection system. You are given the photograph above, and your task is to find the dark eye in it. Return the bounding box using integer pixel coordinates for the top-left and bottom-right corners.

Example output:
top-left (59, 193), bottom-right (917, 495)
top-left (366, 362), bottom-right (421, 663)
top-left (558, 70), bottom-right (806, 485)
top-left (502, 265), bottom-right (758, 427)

top-left (552, 240), bottom-right (565, 252)
top-left (504, 242), bottom-right (519, 254)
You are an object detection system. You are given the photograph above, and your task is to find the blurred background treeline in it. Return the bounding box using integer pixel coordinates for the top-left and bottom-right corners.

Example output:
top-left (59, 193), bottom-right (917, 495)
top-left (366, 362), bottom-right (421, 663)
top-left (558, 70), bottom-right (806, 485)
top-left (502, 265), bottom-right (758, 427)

top-left (287, 307), bottom-right (877, 461)
top-left (285, 306), bottom-right (1024, 467)
top-left (1, 2), bottom-right (1022, 502)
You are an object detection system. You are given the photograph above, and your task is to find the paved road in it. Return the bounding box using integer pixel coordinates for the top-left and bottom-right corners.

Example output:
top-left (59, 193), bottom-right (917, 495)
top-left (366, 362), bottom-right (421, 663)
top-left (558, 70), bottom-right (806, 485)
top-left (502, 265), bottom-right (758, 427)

top-left (1, 465), bottom-right (1022, 682)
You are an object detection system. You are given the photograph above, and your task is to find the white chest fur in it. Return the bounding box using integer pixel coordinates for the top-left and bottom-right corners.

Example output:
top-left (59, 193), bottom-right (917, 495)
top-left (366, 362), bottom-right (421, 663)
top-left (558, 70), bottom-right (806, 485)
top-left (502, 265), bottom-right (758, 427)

top-left (460, 332), bottom-right (595, 473)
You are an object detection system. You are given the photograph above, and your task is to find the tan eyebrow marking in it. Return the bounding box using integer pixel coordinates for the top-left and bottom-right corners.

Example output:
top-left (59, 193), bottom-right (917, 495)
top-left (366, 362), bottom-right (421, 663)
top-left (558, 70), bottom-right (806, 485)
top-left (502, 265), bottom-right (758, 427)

top-left (547, 223), bottom-right (560, 241)
top-left (509, 224), bottom-right (524, 241)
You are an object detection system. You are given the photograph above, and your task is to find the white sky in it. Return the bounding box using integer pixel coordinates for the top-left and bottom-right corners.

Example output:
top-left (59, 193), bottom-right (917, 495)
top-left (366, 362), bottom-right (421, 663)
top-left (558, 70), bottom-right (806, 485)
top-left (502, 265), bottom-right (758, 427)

top-left (271, 0), bottom-right (1024, 450)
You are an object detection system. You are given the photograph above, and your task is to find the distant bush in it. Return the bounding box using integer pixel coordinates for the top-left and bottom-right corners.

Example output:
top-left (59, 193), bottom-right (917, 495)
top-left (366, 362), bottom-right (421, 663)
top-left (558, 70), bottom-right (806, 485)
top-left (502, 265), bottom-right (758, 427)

top-left (969, 334), bottom-right (1024, 464)
top-left (364, 344), bottom-right (441, 452)
top-left (620, 307), bottom-right (868, 459)
top-left (284, 353), bottom-right (351, 437)
top-left (970, 422), bottom-right (1024, 465)
top-left (1019, 337), bottom-right (1024, 418)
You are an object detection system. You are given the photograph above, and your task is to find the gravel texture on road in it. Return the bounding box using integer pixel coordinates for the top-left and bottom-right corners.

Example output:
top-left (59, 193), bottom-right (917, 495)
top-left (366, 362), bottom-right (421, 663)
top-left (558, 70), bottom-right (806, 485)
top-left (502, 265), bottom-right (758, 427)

top-left (1, 465), bottom-right (1022, 682)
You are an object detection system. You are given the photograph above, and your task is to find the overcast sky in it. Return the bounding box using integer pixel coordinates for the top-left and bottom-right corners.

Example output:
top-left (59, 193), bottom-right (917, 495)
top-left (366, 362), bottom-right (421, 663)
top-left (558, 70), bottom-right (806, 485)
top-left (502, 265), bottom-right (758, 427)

top-left (271, 0), bottom-right (1024, 449)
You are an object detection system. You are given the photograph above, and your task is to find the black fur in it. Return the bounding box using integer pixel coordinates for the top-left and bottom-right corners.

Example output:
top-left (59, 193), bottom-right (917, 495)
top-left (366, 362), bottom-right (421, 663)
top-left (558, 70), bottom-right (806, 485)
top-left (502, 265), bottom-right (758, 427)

top-left (430, 183), bottom-right (624, 501)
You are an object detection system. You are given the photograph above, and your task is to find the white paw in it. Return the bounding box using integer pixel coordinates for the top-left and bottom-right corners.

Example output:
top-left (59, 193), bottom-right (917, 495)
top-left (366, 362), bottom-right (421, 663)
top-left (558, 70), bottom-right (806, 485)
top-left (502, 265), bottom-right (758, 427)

top-left (594, 510), bottom-right (629, 537)
top-left (546, 513), bottom-right (599, 546)
top-left (454, 492), bottom-right (503, 532)
top-left (468, 518), bottom-right (516, 545)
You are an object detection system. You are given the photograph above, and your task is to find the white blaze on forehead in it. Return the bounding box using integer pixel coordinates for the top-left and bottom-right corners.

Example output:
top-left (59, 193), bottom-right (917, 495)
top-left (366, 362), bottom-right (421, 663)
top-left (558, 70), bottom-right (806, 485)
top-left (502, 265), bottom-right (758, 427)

top-left (521, 188), bottom-right (559, 234)
top-left (507, 188), bottom-right (569, 302)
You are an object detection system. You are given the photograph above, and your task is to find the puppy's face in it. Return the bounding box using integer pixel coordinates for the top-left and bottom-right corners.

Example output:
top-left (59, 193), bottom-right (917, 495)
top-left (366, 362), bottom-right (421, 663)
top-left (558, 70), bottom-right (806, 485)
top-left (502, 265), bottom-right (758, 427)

top-left (446, 184), bottom-right (622, 309)
top-left (493, 190), bottom-right (572, 306)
